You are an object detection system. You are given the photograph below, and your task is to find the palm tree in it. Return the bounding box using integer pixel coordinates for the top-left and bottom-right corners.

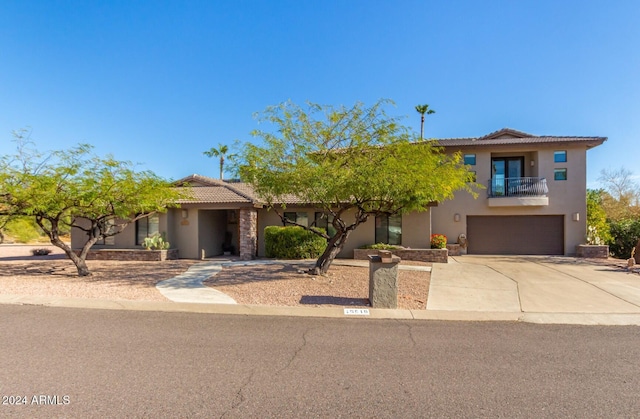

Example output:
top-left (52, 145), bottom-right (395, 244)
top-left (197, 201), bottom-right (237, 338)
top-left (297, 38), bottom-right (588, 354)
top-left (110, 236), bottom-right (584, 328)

top-left (203, 144), bottom-right (230, 180)
top-left (415, 104), bottom-right (435, 140)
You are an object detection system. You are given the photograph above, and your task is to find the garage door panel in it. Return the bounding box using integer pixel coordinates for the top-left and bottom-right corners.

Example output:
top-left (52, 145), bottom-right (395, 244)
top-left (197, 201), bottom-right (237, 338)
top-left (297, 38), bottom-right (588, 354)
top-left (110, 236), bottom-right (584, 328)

top-left (467, 215), bottom-right (564, 255)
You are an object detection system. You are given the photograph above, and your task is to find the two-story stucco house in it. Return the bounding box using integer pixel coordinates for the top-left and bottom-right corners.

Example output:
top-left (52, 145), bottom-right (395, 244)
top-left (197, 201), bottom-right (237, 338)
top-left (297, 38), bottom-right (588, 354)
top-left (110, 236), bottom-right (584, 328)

top-left (431, 128), bottom-right (606, 255)
top-left (71, 128), bottom-right (605, 259)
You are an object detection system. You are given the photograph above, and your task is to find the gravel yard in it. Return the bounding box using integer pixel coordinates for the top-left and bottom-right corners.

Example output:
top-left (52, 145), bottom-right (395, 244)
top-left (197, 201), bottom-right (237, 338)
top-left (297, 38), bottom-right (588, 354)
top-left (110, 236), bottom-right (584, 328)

top-left (0, 245), bottom-right (430, 308)
top-left (206, 262), bottom-right (430, 309)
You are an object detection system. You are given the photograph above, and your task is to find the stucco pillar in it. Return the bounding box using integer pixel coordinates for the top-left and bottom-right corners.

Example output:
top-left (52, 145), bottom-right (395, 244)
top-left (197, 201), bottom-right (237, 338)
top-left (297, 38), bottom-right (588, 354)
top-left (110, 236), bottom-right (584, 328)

top-left (239, 208), bottom-right (257, 260)
top-left (368, 251), bottom-right (401, 309)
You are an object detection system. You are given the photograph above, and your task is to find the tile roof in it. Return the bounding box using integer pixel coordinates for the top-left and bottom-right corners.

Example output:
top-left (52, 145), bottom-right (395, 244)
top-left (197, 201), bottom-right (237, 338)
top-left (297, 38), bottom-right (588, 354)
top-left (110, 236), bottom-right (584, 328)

top-left (175, 128), bottom-right (606, 205)
top-left (433, 127), bottom-right (607, 149)
top-left (174, 174), bottom-right (257, 204)
top-left (174, 174), bottom-right (305, 205)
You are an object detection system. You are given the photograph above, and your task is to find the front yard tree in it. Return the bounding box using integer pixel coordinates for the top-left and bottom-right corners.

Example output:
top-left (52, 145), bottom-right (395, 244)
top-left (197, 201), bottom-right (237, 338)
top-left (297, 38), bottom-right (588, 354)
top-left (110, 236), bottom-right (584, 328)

top-left (237, 100), bottom-right (477, 275)
top-left (0, 132), bottom-right (182, 276)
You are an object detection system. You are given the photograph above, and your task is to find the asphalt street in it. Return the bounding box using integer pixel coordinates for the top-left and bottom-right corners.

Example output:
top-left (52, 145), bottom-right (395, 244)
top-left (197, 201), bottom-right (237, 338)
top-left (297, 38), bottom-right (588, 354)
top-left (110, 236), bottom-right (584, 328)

top-left (1, 304), bottom-right (639, 418)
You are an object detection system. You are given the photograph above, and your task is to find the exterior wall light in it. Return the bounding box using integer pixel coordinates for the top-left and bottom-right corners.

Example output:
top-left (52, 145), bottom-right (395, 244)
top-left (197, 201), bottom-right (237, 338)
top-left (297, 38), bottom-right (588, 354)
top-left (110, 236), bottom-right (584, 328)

top-left (182, 209), bottom-right (189, 219)
top-left (572, 212), bottom-right (580, 221)
top-left (454, 213), bottom-right (461, 222)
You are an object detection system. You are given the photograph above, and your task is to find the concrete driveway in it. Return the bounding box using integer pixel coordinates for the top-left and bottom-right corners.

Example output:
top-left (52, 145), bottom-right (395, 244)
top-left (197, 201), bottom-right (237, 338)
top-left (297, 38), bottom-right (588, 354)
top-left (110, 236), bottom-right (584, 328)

top-left (428, 255), bottom-right (640, 324)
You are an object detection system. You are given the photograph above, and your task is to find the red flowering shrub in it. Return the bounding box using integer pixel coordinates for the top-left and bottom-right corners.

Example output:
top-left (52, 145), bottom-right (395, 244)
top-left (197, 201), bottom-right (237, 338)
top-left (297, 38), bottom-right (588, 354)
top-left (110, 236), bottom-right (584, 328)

top-left (430, 234), bottom-right (447, 249)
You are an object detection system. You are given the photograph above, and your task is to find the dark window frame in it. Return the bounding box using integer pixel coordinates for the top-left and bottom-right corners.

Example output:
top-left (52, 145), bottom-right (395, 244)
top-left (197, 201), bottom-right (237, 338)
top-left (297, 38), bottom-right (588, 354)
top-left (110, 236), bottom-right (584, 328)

top-left (464, 154), bottom-right (476, 166)
top-left (554, 150), bottom-right (567, 163)
top-left (283, 211), bottom-right (308, 227)
top-left (375, 213), bottom-right (402, 245)
top-left (314, 212), bottom-right (337, 238)
top-left (135, 214), bottom-right (160, 245)
top-left (554, 168), bottom-right (567, 181)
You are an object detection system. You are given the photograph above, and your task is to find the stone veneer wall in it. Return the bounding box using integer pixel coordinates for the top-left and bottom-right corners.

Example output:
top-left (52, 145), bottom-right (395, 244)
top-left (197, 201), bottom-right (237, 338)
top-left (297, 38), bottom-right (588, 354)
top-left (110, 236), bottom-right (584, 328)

top-left (446, 244), bottom-right (461, 256)
top-left (353, 248), bottom-right (448, 263)
top-left (79, 249), bottom-right (179, 261)
top-left (575, 245), bottom-right (609, 259)
top-left (239, 208), bottom-right (257, 260)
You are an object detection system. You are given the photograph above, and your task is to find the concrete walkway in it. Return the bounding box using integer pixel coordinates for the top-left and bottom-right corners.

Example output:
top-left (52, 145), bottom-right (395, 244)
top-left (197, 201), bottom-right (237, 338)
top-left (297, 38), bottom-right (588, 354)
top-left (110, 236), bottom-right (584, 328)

top-left (156, 262), bottom-right (237, 304)
top-left (156, 258), bottom-right (431, 304)
top-left (428, 255), bottom-right (640, 324)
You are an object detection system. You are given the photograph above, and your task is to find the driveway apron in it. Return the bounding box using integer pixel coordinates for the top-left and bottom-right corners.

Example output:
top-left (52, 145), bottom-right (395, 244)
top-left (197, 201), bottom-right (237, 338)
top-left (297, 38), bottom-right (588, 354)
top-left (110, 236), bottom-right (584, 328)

top-left (428, 255), bottom-right (640, 314)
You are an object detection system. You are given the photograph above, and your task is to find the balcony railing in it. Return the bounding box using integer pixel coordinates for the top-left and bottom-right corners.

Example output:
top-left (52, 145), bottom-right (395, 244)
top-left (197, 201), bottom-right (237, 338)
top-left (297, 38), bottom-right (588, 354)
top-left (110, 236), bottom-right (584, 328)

top-left (488, 177), bottom-right (548, 198)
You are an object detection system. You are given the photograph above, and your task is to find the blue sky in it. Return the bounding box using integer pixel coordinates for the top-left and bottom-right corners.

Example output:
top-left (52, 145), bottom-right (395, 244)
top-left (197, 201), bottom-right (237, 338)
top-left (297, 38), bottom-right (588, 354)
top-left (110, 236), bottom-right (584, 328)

top-left (1, 0), bottom-right (638, 187)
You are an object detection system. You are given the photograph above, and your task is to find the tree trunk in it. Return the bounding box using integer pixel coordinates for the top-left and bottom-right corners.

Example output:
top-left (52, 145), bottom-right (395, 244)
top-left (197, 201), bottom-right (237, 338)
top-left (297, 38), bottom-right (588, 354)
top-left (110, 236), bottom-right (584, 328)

top-left (49, 235), bottom-right (95, 276)
top-left (635, 239), bottom-right (640, 264)
top-left (36, 216), bottom-right (96, 276)
top-left (309, 229), bottom-right (353, 275)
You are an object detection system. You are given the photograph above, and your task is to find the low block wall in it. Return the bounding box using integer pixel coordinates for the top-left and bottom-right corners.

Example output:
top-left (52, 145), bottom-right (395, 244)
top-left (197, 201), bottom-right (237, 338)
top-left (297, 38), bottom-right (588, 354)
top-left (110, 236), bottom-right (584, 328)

top-left (353, 248), bottom-right (448, 263)
top-left (77, 249), bottom-right (179, 261)
top-left (446, 244), bottom-right (461, 256)
top-left (575, 245), bottom-right (609, 259)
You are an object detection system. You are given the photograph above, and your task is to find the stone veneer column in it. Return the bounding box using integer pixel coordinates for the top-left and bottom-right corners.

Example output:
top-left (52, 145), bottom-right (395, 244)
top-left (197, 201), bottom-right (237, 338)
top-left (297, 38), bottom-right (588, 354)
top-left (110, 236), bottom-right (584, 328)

top-left (239, 207), bottom-right (257, 260)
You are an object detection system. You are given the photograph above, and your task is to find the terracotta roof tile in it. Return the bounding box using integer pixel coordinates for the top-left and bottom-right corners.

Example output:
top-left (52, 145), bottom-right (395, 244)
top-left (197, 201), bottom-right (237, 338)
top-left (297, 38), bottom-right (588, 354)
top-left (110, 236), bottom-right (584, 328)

top-left (433, 128), bottom-right (606, 149)
top-left (175, 128), bottom-right (606, 205)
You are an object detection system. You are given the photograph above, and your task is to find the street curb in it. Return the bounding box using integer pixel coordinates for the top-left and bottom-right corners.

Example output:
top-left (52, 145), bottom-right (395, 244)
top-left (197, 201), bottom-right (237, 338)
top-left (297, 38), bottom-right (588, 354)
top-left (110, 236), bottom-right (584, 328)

top-left (3, 293), bottom-right (640, 325)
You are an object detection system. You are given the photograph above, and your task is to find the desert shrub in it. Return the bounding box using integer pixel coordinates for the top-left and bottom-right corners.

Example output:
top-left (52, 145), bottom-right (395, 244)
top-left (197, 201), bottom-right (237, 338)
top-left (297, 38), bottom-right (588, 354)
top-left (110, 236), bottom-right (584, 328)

top-left (32, 248), bottom-right (52, 256)
top-left (608, 219), bottom-right (640, 258)
top-left (430, 234), bottom-right (447, 249)
top-left (264, 226), bottom-right (326, 259)
top-left (360, 243), bottom-right (402, 250)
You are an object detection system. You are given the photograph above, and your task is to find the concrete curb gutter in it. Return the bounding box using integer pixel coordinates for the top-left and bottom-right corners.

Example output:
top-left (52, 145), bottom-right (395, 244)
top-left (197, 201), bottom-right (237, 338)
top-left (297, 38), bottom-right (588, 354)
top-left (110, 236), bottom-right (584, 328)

top-left (3, 293), bottom-right (640, 325)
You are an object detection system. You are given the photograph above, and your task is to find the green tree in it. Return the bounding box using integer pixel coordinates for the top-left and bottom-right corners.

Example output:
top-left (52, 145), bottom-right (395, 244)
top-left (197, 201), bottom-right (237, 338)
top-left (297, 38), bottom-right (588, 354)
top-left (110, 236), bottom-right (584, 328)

top-left (586, 189), bottom-right (611, 245)
top-left (0, 131), bottom-right (182, 276)
top-left (203, 144), bottom-right (233, 180)
top-left (236, 100), bottom-right (477, 275)
top-left (415, 104), bottom-right (435, 140)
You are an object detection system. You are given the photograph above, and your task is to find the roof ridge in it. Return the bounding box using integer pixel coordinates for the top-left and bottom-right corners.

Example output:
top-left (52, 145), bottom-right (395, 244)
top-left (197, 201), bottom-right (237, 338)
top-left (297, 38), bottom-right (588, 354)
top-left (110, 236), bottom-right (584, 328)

top-left (178, 174), bottom-right (261, 204)
top-left (479, 127), bottom-right (534, 140)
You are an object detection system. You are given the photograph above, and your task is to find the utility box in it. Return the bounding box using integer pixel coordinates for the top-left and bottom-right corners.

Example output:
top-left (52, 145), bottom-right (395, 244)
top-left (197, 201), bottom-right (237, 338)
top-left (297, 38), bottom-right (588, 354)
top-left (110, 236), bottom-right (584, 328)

top-left (368, 251), bottom-right (401, 309)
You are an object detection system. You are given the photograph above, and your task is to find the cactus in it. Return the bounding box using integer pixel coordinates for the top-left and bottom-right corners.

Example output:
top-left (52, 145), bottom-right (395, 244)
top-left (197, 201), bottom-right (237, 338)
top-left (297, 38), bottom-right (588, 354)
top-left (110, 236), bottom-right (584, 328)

top-left (142, 233), bottom-right (170, 250)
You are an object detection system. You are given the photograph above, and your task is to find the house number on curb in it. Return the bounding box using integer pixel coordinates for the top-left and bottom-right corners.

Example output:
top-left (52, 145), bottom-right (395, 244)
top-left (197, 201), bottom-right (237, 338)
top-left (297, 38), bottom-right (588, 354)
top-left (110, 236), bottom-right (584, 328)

top-left (343, 308), bottom-right (370, 316)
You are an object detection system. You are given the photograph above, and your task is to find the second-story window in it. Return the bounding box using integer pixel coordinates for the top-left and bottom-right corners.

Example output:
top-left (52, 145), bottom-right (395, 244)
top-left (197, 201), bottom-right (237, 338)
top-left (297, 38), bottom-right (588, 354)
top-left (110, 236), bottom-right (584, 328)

top-left (554, 168), bottom-right (567, 181)
top-left (554, 151), bottom-right (567, 163)
top-left (464, 154), bottom-right (476, 165)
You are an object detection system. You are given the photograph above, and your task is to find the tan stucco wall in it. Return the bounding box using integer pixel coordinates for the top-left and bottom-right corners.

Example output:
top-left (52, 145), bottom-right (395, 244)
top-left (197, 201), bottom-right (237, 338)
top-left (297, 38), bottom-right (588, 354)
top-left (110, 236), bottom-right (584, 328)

top-left (432, 145), bottom-right (589, 254)
top-left (401, 210), bottom-right (432, 249)
top-left (256, 206), bottom-right (431, 258)
top-left (71, 216), bottom-right (140, 250)
top-left (172, 208), bottom-right (200, 259)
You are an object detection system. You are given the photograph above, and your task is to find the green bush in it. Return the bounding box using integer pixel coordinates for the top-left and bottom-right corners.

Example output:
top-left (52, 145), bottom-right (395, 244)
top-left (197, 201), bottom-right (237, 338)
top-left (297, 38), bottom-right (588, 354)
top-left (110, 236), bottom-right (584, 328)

top-left (264, 226), bottom-right (326, 259)
top-left (4, 217), bottom-right (43, 243)
top-left (608, 219), bottom-right (640, 259)
top-left (360, 243), bottom-right (402, 250)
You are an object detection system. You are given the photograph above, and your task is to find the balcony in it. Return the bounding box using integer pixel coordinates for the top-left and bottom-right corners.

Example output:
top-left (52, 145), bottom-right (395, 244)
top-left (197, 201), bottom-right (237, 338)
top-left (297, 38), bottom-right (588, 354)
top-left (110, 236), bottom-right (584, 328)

top-left (487, 177), bottom-right (549, 207)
